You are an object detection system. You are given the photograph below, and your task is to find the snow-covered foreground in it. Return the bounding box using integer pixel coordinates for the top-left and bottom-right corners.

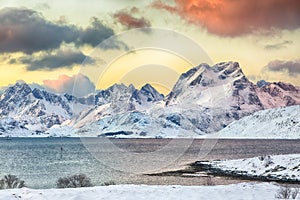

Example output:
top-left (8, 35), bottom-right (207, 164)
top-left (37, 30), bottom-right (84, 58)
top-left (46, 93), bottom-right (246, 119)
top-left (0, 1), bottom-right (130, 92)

top-left (198, 154), bottom-right (300, 181)
top-left (0, 182), bottom-right (287, 200)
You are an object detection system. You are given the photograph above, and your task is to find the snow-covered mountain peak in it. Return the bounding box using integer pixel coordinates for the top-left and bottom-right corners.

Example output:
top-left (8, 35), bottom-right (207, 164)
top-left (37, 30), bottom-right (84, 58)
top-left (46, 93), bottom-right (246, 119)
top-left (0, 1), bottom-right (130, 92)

top-left (166, 61), bottom-right (251, 108)
top-left (140, 83), bottom-right (164, 101)
top-left (176, 61), bottom-right (245, 86)
top-left (13, 82), bottom-right (32, 92)
top-left (213, 61), bottom-right (241, 72)
top-left (1, 61), bottom-right (300, 138)
top-left (141, 83), bottom-right (155, 91)
top-left (212, 61), bottom-right (246, 81)
top-left (107, 83), bottom-right (133, 92)
top-left (0, 82), bottom-right (32, 101)
top-left (0, 82), bottom-right (91, 135)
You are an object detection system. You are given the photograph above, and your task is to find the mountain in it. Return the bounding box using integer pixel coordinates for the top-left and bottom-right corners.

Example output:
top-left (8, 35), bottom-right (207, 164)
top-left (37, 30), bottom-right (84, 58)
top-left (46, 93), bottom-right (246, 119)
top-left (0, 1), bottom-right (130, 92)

top-left (160, 61), bottom-right (300, 134)
top-left (0, 83), bottom-right (90, 135)
top-left (160, 62), bottom-right (262, 134)
top-left (64, 84), bottom-right (166, 136)
top-left (167, 61), bottom-right (300, 110)
top-left (66, 61), bottom-right (300, 138)
top-left (1, 61), bottom-right (300, 137)
top-left (216, 105), bottom-right (300, 139)
top-left (256, 81), bottom-right (300, 109)
top-left (0, 82), bottom-right (164, 136)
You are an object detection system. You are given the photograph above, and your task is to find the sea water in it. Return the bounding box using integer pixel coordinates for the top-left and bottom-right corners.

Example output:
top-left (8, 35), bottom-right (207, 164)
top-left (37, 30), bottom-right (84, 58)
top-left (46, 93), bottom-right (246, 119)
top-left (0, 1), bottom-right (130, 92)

top-left (0, 138), bottom-right (299, 188)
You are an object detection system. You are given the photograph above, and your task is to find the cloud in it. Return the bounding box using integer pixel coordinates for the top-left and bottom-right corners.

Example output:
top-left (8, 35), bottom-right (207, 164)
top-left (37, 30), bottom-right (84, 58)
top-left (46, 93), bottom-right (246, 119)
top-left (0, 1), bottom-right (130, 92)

top-left (151, 1), bottom-right (178, 13)
top-left (76, 17), bottom-right (114, 47)
top-left (56, 16), bottom-right (68, 24)
top-left (0, 7), bottom-right (78, 54)
top-left (43, 73), bottom-right (95, 97)
top-left (16, 50), bottom-right (90, 71)
top-left (0, 7), bottom-right (115, 54)
top-left (151, 0), bottom-right (300, 37)
top-left (264, 40), bottom-right (293, 50)
top-left (113, 11), bottom-right (151, 29)
top-left (77, 17), bottom-right (129, 50)
top-left (264, 59), bottom-right (300, 77)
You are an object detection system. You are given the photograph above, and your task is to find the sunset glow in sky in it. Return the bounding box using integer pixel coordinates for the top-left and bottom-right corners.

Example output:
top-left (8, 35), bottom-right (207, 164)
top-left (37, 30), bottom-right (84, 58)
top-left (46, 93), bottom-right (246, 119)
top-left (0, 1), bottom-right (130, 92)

top-left (0, 0), bottom-right (300, 95)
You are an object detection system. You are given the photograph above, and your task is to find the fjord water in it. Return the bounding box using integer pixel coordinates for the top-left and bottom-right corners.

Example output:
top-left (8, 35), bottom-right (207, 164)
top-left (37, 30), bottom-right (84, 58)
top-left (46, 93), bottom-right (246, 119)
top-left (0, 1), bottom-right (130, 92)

top-left (1, 138), bottom-right (300, 188)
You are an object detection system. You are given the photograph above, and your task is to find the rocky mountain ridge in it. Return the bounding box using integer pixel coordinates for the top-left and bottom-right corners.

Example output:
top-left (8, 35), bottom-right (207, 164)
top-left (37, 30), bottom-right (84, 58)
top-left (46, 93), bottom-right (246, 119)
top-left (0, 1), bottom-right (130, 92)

top-left (1, 61), bottom-right (299, 137)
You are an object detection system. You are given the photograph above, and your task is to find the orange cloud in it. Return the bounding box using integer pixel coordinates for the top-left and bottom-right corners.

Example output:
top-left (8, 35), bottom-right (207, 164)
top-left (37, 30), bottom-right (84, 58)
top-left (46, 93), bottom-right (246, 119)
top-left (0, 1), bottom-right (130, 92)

top-left (43, 74), bottom-right (95, 97)
top-left (151, 1), bottom-right (178, 13)
top-left (113, 11), bottom-right (151, 29)
top-left (44, 74), bottom-right (71, 91)
top-left (152, 0), bottom-right (300, 37)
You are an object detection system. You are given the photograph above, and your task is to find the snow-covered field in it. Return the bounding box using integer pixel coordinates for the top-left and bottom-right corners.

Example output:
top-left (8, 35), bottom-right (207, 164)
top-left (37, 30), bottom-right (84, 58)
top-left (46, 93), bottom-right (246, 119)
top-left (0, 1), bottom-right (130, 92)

top-left (0, 182), bottom-right (288, 200)
top-left (197, 154), bottom-right (300, 181)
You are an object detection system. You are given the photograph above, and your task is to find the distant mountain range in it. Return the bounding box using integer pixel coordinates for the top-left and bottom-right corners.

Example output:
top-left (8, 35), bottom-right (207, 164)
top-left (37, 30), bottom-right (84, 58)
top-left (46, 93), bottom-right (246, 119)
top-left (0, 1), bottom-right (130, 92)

top-left (1, 61), bottom-right (300, 138)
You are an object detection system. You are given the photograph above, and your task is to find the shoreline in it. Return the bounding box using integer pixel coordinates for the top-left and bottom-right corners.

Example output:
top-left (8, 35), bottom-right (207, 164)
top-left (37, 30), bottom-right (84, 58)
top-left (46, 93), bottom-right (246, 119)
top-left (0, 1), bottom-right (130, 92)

top-left (146, 163), bottom-right (299, 185)
top-left (147, 154), bottom-right (300, 185)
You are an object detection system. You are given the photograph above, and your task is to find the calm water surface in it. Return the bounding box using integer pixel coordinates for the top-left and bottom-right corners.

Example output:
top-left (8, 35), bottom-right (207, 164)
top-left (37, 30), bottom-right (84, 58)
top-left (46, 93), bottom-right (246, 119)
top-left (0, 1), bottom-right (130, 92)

top-left (0, 138), bottom-right (299, 188)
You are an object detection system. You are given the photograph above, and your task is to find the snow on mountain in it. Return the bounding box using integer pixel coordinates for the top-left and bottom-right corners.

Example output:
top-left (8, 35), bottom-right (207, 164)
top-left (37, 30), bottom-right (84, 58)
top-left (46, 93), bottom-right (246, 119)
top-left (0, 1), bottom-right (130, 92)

top-left (0, 83), bottom-right (90, 136)
top-left (0, 117), bottom-right (32, 136)
top-left (73, 110), bottom-right (205, 138)
top-left (61, 84), bottom-right (172, 137)
top-left (256, 81), bottom-right (300, 109)
top-left (58, 61), bottom-right (300, 138)
top-left (161, 61), bottom-right (300, 134)
top-left (158, 62), bottom-right (263, 134)
top-left (70, 62), bottom-right (253, 137)
top-left (69, 83), bottom-right (163, 124)
top-left (1, 61), bottom-right (300, 137)
top-left (166, 62), bottom-right (257, 110)
top-left (74, 83), bottom-right (164, 115)
top-left (166, 61), bottom-right (300, 111)
top-left (215, 105), bottom-right (300, 139)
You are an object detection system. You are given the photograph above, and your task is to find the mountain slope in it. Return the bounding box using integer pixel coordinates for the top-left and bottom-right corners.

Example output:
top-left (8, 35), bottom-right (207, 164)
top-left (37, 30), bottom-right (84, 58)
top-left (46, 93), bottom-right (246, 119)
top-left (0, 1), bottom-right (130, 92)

top-left (167, 61), bottom-right (300, 111)
top-left (0, 82), bottom-right (164, 136)
top-left (216, 105), bottom-right (300, 139)
top-left (1, 61), bottom-right (300, 138)
top-left (0, 83), bottom-right (90, 135)
top-left (256, 82), bottom-right (300, 109)
top-left (160, 62), bottom-right (263, 134)
top-left (71, 61), bottom-right (300, 137)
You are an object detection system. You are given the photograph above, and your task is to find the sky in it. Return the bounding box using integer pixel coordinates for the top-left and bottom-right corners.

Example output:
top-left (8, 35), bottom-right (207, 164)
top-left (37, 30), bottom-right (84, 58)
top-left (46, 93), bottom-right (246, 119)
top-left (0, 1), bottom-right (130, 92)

top-left (0, 0), bottom-right (300, 96)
